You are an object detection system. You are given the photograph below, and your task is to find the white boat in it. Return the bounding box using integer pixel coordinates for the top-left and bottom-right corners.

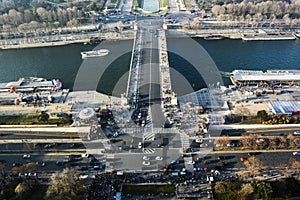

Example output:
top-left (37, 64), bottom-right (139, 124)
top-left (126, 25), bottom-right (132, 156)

top-left (81, 49), bottom-right (109, 59)
top-left (230, 69), bottom-right (300, 86)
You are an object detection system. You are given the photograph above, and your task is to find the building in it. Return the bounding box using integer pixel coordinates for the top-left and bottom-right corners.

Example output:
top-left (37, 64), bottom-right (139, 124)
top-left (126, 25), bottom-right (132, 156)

top-left (269, 101), bottom-right (300, 115)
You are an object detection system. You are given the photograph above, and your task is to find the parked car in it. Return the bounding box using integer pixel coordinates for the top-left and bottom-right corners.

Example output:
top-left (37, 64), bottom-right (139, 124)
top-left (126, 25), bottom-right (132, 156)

top-left (187, 160), bottom-right (195, 165)
top-left (143, 156), bottom-right (150, 160)
top-left (93, 165), bottom-right (103, 170)
top-left (56, 161), bottom-right (65, 166)
top-left (195, 139), bottom-right (203, 143)
top-left (81, 154), bottom-right (90, 158)
top-left (23, 154), bottom-right (31, 159)
top-left (12, 163), bottom-right (22, 167)
top-left (142, 161), bottom-right (150, 166)
top-left (36, 161), bottom-right (46, 167)
top-left (293, 152), bottom-right (300, 156)
top-left (218, 156), bottom-right (225, 160)
top-left (138, 142), bottom-right (143, 149)
top-left (171, 160), bottom-right (179, 164)
top-left (293, 131), bottom-right (300, 136)
top-left (155, 156), bottom-right (163, 160)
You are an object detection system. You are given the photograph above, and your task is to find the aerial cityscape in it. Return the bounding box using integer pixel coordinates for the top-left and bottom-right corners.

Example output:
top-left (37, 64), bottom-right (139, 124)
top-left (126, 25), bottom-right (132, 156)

top-left (0, 0), bottom-right (300, 199)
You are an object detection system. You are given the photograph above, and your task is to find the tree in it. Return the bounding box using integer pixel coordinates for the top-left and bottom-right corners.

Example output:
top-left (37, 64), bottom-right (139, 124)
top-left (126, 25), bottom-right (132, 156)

top-left (38, 111), bottom-right (49, 122)
top-left (238, 183), bottom-right (254, 200)
top-left (36, 7), bottom-right (47, 19)
top-left (45, 168), bottom-right (86, 200)
top-left (285, 177), bottom-right (299, 198)
top-left (14, 182), bottom-right (33, 199)
top-left (251, 181), bottom-right (273, 199)
top-left (257, 110), bottom-right (268, 122)
top-left (243, 156), bottom-right (266, 177)
top-left (214, 182), bottom-right (227, 194)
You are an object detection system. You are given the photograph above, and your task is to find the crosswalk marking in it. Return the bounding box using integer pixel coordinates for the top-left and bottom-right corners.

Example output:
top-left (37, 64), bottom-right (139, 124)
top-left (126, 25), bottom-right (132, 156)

top-left (143, 148), bottom-right (155, 154)
top-left (145, 109), bottom-right (153, 128)
top-left (143, 131), bottom-right (155, 141)
top-left (180, 133), bottom-right (190, 150)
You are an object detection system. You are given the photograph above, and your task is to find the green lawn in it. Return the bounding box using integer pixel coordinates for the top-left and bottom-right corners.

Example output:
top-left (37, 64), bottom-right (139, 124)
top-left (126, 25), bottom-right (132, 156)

top-left (185, 0), bottom-right (192, 9)
top-left (0, 114), bottom-right (71, 126)
top-left (133, 0), bottom-right (143, 8)
top-left (160, 0), bottom-right (169, 7)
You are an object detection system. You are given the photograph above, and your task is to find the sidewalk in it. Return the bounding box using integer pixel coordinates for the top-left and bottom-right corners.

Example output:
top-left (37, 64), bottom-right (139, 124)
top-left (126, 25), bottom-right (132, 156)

top-left (0, 126), bottom-right (90, 133)
top-left (211, 124), bottom-right (300, 130)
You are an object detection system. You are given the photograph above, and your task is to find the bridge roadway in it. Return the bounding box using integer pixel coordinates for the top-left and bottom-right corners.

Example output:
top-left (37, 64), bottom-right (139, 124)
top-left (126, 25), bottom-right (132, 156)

top-left (127, 19), bottom-right (166, 129)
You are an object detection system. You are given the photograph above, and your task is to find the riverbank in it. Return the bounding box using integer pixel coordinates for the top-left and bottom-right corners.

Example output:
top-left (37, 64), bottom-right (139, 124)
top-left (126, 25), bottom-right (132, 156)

top-left (0, 39), bottom-right (90, 50)
top-left (179, 28), bottom-right (299, 40)
top-left (1, 27), bottom-right (299, 50)
top-left (0, 30), bottom-right (135, 50)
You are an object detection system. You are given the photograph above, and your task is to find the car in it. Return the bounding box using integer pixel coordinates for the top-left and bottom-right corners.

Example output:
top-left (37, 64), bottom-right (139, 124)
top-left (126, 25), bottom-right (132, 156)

top-left (204, 160), bottom-right (211, 164)
top-left (36, 161), bottom-right (46, 167)
top-left (23, 154), bottom-right (31, 159)
top-left (79, 174), bottom-right (88, 179)
top-left (138, 142), bottom-right (143, 149)
top-left (155, 156), bottom-right (163, 160)
top-left (78, 166), bottom-right (88, 170)
top-left (44, 144), bottom-right (54, 148)
top-left (196, 155), bottom-right (208, 161)
top-left (70, 162), bottom-right (78, 166)
top-left (81, 154), bottom-right (90, 158)
top-left (293, 131), bottom-right (300, 136)
top-left (93, 165), bottom-right (103, 170)
top-left (12, 163), bottom-right (22, 167)
top-left (142, 161), bottom-right (150, 166)
top-left (293, 152), bottom-right (300, 156)
top-left (200, 143), bottom-right (208, 148)
top-left (171, 160), bottom-right (179, 164)
top-left (56, 161), bottom-right (65, 166)
top-left (70, 143), bottom-right (78, 148)
top-left (138, 112), bottom-right (142, 119)
top-left (240, 157), bottom-right (248, 162)
top-left (187, 160), bottom-right (195, 165)
top-left (143, 156), bottom-right (150, 160)
top-left (248, 152), bottom-right (255, 156)
top-left (195, 139), bottom-right (203, 143)
top-left (218, 156), bottom-right (225, 160)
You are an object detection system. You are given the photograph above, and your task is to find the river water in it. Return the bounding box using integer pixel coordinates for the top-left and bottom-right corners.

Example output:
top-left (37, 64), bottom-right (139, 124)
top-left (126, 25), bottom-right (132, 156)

top-left (0, 38), bottom-right (299, 96)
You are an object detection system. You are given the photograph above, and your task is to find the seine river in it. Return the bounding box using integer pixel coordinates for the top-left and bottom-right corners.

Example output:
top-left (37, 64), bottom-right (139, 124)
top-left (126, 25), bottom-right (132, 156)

top-left (0, 38), bottom-right (299, 96)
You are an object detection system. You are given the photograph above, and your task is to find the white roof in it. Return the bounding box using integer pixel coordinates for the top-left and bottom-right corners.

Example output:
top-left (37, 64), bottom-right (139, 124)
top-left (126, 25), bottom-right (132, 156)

top-left (233, 70), bottom-right (300, 81)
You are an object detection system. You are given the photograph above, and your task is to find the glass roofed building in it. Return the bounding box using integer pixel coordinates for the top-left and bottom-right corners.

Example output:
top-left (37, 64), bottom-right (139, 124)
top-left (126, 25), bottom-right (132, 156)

top-left (178, 88), bottom-right (228, 111)
top-left (269, 101), bottom-right (300, 115)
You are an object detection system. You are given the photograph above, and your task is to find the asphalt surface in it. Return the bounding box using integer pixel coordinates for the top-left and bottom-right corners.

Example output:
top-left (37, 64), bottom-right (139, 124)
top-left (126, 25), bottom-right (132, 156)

top-left (1, 150), bottom-right (298, 174)
top-left (137, 19), bottom-right (166, 128)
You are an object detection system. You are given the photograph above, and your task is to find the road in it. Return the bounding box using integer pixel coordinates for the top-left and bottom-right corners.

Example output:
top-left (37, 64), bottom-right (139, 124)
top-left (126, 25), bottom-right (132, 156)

top-left (208, 127), bottom-right (300, 137)
top-left (0, 150), bottom-right (292, 174)
top-left (137, 19), bottom-right (166, 128)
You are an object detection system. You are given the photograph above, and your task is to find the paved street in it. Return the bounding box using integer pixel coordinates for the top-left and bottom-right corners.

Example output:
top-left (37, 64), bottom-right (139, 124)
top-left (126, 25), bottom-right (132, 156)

top-left (136, 19), bottom-right (166, 128)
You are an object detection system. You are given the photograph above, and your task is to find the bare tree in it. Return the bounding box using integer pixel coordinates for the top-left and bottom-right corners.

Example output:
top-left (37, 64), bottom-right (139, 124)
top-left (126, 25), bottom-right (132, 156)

top-left (243, 156), bottom-right (266, 177)
top-left (1, 0), bottom-right (15, 10)
top-left (24, 9), bottom-right (33, 23)
top-left (36, 7), bottom-right (48, 22)
top-left (45, 168), bottom-right (86, 200)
